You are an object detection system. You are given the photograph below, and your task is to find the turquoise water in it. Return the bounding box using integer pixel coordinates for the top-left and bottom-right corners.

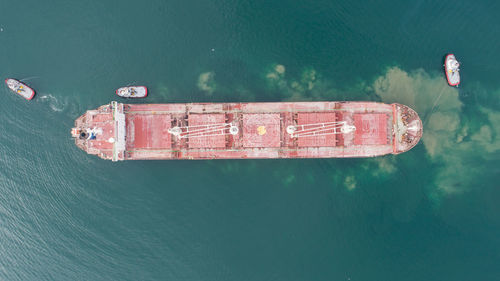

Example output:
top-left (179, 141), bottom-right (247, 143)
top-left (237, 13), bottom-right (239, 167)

top-left (1, 0), bottom-right (499, 280)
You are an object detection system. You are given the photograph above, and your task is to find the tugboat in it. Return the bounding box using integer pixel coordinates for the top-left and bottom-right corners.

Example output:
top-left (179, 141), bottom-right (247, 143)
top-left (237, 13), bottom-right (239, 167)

top-left (115, 86), bottom-right (147, 98)
top-left (5, 78), bottom-right (35, 100)
top-left (444, 54), bottom-right (460, 87)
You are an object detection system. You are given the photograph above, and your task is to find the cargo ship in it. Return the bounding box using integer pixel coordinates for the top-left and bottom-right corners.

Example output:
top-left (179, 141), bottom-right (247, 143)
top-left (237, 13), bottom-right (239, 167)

top-left (71, 101), bottom-right (422, 161)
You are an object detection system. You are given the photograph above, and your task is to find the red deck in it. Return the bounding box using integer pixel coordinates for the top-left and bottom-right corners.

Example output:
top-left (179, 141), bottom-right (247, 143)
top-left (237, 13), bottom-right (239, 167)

top-left (297, 112), bottom-right (337, 147)
top-left (88, 113), bottom-right (114, 151)
top-left (188, 114), bottom-right (226, 148)
top-left (353, 114), bottom-right (388, 145)
top-left (73, 101), bottom-right (423, 161)
top-left (127, 114), bottom-right (171, 149)
top-left (242, 114), bottom-right (281, 148)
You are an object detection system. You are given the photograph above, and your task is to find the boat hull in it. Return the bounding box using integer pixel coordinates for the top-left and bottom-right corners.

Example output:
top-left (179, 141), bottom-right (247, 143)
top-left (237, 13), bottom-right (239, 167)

top-left (444, 54), bottom-right (460, 86)
top-left (72, 101), bottom-right (422, 161)
top-left (5, 78), bottom-right (35, 100)
top-left (116, 86), bottom-right (147, 98)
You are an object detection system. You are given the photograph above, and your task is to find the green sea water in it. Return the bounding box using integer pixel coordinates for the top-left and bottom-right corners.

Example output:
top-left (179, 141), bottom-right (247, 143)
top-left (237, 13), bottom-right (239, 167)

top-left (1, 0), bottom-right (499, 280)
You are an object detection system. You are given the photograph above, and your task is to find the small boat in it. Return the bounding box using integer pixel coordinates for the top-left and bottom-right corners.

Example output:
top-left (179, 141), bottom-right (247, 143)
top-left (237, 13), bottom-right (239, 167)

top-left (5, 78), bottom-right (35, 100)
top-left (115, 86), bottom-right (147, 98)
top-left (444, 54), bottom-right (460, 87)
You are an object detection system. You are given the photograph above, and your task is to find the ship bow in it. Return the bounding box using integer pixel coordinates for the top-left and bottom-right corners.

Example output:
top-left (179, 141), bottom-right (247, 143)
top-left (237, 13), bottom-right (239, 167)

top-left (393, 103), bottom-right (423, 154)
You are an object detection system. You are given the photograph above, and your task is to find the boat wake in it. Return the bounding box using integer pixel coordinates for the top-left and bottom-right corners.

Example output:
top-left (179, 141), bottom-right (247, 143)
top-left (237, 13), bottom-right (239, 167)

top-left (19, 76), bottom-right (41, 82)
top-left (39, 94), bottom-right (67, 112)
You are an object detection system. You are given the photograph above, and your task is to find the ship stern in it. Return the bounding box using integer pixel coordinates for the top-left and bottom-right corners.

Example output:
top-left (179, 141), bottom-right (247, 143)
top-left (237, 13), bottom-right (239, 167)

top-left (71, 102), bottom-right (126, 161)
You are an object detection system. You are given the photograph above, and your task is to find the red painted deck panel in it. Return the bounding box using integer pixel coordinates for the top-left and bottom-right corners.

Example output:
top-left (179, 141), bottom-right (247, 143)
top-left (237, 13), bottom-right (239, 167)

top-left (131, 115), bottom-right (171, 149)
top-left (242, 114), bottom-right (281, 148)
top-left (188, 114), bottom-right (226, 148)
top-left (89, 132), bottom-right (114, 149)
top-left (353, 114), bottom-right (388, 145)
top-left (297, 112), bottom-right (337, 147)
top-left (92, 113), bottom-right (112, 123)
top-left (88, 113), bottom-right (114, 150)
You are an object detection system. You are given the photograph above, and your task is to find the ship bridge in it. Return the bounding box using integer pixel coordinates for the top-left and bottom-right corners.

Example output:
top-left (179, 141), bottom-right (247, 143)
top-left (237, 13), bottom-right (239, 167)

top-left (111, 101), bottom-right (126, 161)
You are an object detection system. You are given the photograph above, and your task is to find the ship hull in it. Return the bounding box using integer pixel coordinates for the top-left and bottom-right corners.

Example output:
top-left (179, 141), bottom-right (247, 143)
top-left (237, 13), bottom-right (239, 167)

top-left (116, 86), bottom-right (147, 98)
top-left (444, 54), bottom-right (460, 87)
top-left (72, 101), bottom-right (422, 161)
top-left (5, 78), bottom-right (35, 100)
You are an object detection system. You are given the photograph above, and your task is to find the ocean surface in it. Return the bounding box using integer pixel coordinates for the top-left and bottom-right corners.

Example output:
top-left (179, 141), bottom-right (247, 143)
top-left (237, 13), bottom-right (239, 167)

top-left (0, 0), bottom-right (499, 280)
